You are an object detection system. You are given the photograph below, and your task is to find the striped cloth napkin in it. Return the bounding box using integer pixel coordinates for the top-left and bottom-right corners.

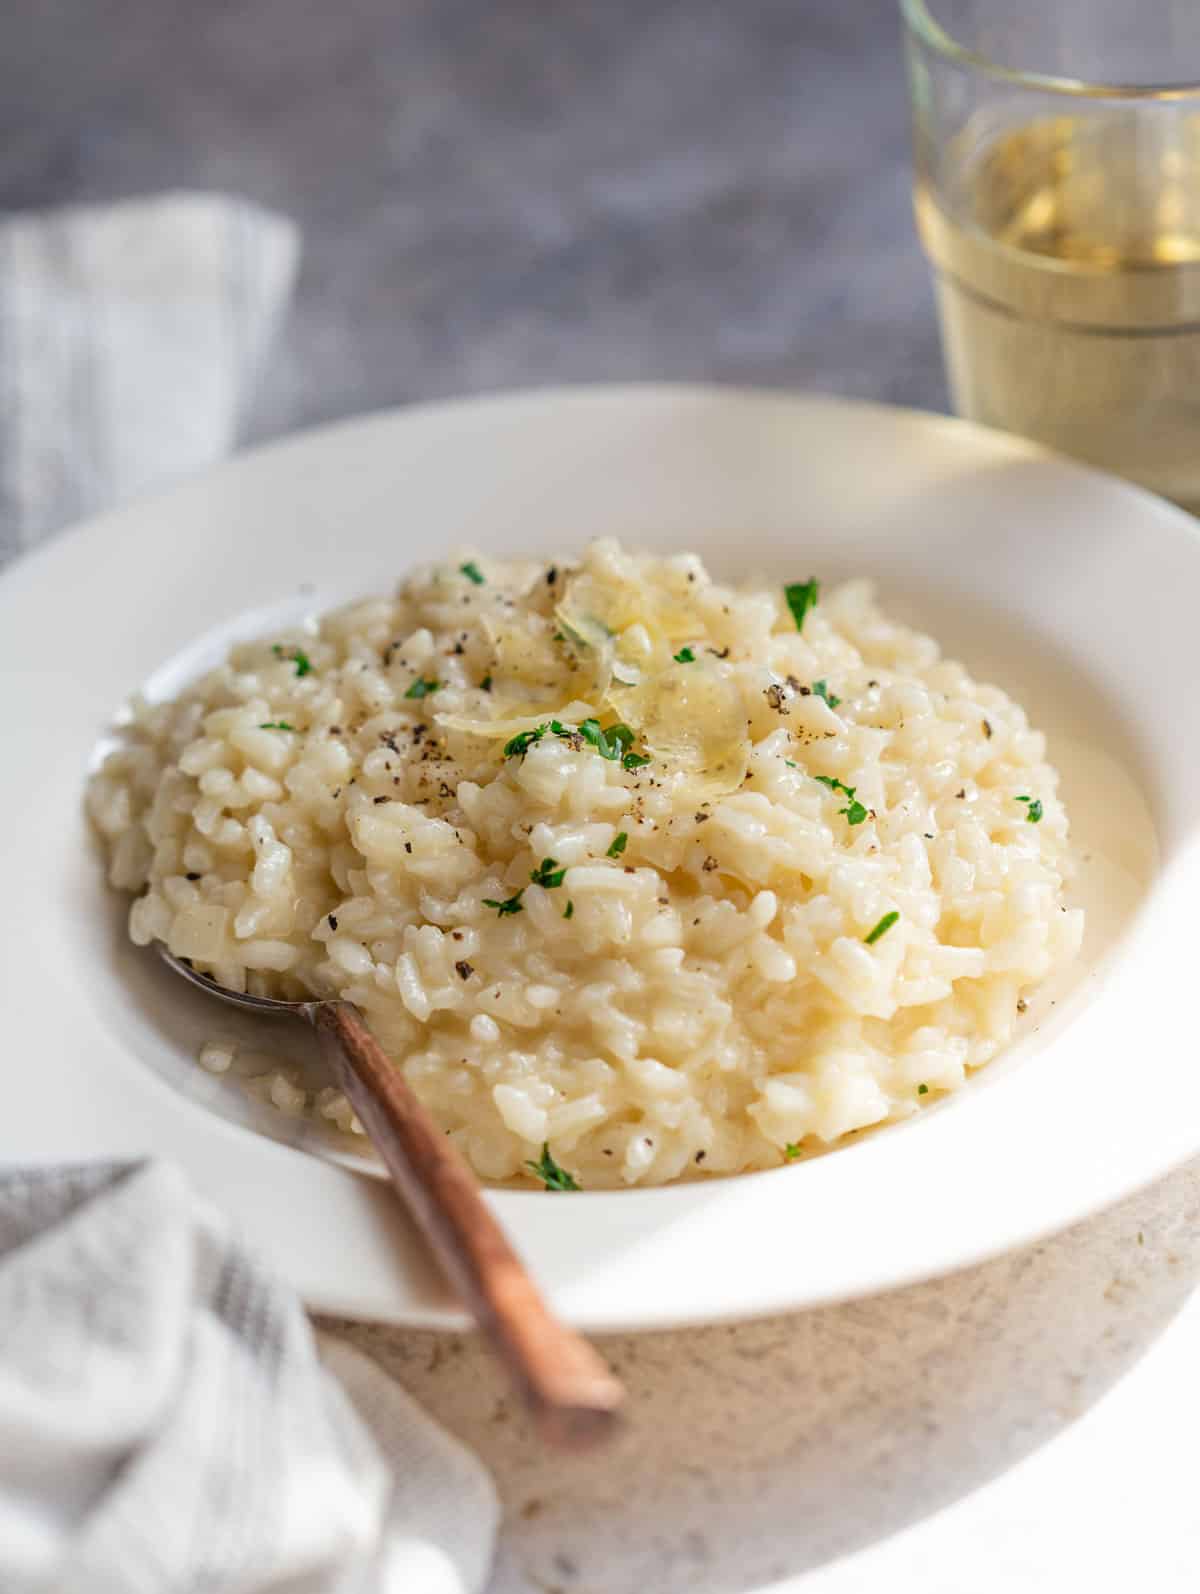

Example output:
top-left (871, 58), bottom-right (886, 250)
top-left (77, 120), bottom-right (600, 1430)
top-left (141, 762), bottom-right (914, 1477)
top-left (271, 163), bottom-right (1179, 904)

top-left (0, 195), bottom-right (499, 1593)
top-left (0, 191), bottom-right (295, 564)
top-left (0, 1162), bottom-right (497, 1594)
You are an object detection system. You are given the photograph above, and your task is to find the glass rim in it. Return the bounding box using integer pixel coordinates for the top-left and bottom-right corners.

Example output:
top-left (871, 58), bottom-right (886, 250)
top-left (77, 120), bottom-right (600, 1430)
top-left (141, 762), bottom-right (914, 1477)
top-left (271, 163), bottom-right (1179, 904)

top-left (900, 0), bottom-right (1200, 101)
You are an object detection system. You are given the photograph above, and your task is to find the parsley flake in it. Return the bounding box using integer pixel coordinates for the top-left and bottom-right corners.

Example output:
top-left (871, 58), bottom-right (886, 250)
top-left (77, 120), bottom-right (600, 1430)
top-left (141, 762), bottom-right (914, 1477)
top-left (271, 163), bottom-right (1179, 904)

top-left (784, 578), bottom-right (820, 633)
top-left (606, 831), bottom-right (628, 858)
top-left (459, 560), bottom-right (485, 585)
top-left (811, 679), bottom-right (841, 709)
top-left (813, 774), bottom-right (868, 825)
top-left (918, 1083), bottom-right (929, 1095)
top-left (864, 910), bottom-right (900, 945)
top-left (563, 899), bottom-right (574, 919)
top-left (503, 724), bottom-right (549, 758)
top-left (258, 721), bottom-right (294, 731)
top-left (784, 1143), bottom-right (803, 1161)
top-left (673, 646), bottom-right (696, 663)
top-left (517, 717), bottom-right (649, 770)
top-left (530, 857), bottom-right (567, 889)
top-left (578, 719), bottom-right (635, 760)
top-left (524, 1143), bottom-right (581, 1191)
top-left (272, 644), bottom-right (313, 678)
top-left (405, 678), bottom-right (440, 700)
top-left (1015, 795), bottom-right (1044, 823)
top-left (482, 891), bottom-right (524, 917)
top-left (480, 674), bottom-right (493, 692)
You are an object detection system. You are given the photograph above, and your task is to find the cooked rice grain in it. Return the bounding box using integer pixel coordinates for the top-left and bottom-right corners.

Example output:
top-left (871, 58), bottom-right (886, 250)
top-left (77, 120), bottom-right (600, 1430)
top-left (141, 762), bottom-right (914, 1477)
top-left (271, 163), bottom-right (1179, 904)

top-left (88, 540), bottom-right (1082, 1186)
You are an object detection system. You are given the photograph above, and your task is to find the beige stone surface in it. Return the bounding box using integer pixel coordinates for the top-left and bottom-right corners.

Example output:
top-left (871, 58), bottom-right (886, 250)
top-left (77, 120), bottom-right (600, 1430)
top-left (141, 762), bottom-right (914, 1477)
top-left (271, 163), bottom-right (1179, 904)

top-left (325, 1158), bottom-right (1200, 1593)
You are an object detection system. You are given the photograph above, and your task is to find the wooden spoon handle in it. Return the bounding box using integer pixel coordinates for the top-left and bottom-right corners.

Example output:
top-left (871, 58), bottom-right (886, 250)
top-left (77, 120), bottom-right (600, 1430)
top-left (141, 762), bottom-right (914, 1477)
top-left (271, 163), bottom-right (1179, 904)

top-left (310, 1001), bottom-right (625, 1449)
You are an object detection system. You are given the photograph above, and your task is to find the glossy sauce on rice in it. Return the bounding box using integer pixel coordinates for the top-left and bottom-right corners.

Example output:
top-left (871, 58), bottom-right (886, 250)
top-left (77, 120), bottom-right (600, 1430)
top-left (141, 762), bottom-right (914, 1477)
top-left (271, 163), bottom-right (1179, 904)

top-left (87, 540), bottom-right (1083, 1186)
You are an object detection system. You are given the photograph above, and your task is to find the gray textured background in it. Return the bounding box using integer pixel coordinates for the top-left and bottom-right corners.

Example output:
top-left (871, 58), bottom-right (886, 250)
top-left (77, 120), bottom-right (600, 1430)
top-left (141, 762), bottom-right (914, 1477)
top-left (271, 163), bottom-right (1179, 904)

top-left (2, 0), bottom-right (945, 438)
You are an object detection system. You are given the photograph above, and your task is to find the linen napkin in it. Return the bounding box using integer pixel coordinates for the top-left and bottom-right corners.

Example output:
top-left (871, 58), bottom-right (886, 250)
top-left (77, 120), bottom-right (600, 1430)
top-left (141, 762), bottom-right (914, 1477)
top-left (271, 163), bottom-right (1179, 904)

top-left (0, 190), bottom-right (297, 563)
top-left (0, 1162), bottom-right (498, 1594)
top-left (0, 195), bottom-right (500, 1592)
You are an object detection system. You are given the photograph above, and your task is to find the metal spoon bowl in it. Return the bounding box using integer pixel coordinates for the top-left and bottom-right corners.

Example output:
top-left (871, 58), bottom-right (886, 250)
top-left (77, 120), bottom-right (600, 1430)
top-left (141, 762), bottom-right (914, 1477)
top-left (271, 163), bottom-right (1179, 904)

top-left (159, 945), bottom-right (624, 1449)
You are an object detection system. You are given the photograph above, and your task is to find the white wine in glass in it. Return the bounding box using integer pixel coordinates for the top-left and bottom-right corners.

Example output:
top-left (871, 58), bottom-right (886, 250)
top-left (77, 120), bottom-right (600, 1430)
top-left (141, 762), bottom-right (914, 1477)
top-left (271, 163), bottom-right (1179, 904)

top-left (904, 1), bottom-right (1200, 510)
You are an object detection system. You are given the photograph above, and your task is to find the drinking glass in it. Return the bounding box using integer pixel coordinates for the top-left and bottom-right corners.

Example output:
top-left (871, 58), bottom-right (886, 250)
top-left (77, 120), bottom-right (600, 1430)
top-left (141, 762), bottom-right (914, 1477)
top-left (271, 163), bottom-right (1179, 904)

top-left (901, 0), bottom-right (1200, 509)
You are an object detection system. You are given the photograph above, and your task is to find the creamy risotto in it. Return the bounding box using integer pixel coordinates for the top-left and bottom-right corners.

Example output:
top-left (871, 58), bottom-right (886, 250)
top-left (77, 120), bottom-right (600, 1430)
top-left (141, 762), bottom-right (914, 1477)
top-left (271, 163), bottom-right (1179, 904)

top-left (87, 540), bottom-right (1082, 1187)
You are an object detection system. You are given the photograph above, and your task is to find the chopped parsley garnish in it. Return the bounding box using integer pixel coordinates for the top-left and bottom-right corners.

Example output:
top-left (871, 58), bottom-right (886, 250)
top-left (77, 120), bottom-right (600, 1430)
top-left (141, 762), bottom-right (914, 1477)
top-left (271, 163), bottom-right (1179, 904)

top-left (524, 1143), bottom-right (581, 1191)
top-left (563, 899), bottom-right (574, 919)
top-left (864, 910), bottom-right (900, 945)
top-left (272, 644), bottom-right (312, 678)
top-left (918, 1083), bottom-right (929, 1095)
top-left (459, 560), bottom-right (485, 585)
top-left (480, 674), bottom-right (493, 692)
top-left (811, 679), bottom-right (841, 709)
top-left (552, 630), bottom-right (567, 642)
top-left (673, 646), bottom-right (696, 663)
top-left (606, 831), bottom-right (628, 858)
top-left (530, 857), bottom-right (567, 889)
top-left (785, 759), bottom-right (799, 768)
top-left (405, 678), bottom-right (440, 700)
top-left (503, 724), bottom-right (549, 758)
top-left (784, 578), bottom-right (820, 633)
top-left (813, 774), bottom-right (868, 825)
top-left (578, 718), bottom-right (635, 760)
top-left (482, 890), bottom-right (524, 917)
top-left (258, 721), bottom-right (294, 731)
top-left (505, 717), bottom-right (648, 770)
top-left (1015, 795), bottom-right (1044, 823)
top-left (784, 1143), bottom-right (802, 1161)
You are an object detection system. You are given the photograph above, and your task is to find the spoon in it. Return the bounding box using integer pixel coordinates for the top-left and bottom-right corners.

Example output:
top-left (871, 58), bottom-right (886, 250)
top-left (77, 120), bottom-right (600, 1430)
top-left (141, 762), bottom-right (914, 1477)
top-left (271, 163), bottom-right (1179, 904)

top-left (160, 945), bottom-right (625, 1449)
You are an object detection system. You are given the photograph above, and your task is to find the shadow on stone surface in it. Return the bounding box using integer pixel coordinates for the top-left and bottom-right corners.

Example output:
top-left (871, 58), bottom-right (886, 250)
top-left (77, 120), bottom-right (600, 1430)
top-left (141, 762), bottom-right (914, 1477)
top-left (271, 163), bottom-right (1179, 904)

top-left (324, 1157), bottom-right (1200, 1594)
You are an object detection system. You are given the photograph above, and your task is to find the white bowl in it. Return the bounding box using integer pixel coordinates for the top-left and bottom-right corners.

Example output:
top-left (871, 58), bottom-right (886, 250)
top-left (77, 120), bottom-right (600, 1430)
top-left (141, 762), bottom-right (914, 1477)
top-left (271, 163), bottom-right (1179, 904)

top-left (2, 386), bottom-right (1195, 1330)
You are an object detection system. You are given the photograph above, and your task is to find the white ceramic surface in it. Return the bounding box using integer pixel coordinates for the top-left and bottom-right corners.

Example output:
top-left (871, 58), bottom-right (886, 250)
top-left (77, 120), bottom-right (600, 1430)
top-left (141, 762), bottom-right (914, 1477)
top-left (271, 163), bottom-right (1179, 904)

top-left (2, 385), bottom-right (1197, 1331)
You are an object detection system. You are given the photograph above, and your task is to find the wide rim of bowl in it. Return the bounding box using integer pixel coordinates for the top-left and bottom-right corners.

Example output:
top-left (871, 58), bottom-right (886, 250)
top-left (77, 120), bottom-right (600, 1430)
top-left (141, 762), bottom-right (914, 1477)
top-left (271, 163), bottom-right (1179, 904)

top-left (3, 383), bottom-right (1200, 1330)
